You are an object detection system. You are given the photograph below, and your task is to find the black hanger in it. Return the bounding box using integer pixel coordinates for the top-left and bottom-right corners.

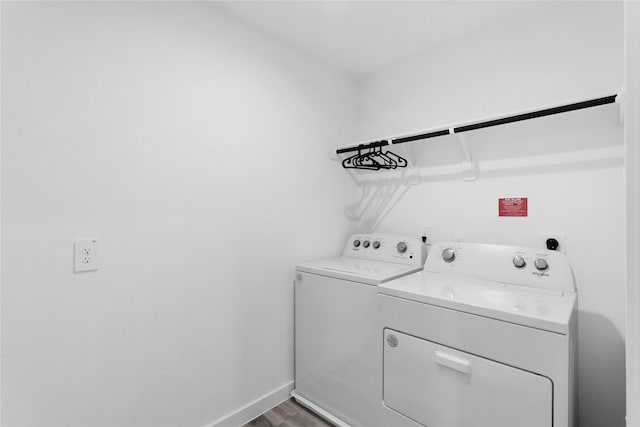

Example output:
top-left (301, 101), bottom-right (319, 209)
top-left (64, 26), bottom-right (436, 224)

top-left (342, 145), bottom-right (407, 170)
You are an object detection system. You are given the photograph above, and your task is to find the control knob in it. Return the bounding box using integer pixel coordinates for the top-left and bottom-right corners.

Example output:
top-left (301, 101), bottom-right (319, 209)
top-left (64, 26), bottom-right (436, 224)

top-left (353, 239), bottom-right (361, 248)
top-left (396, 242), bottom-right (407, 254)
top-left (534, 258), bottom-right (549, 271)
top-left (372, 241), bottom-right (381, 249)
top-left (513, 256), bottom-right (526, 268)
top-left (442, 248), bottom-right (455, 262)
top-left (363, 240), bottom-right (370, 248)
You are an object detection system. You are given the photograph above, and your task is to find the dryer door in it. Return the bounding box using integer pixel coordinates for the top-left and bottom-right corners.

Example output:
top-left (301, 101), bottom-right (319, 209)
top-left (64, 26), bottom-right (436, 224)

top-left (383, 329), bottom-right (552, 427)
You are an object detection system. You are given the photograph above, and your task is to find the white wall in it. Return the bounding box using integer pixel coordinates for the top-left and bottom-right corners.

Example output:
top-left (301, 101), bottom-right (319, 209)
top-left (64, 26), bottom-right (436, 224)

top-left (0, 2), bottom-right (357, 426)
top-left (356, 3), bottom-right (626, 427)
top-left (625, 1), bottom-right (640, 425)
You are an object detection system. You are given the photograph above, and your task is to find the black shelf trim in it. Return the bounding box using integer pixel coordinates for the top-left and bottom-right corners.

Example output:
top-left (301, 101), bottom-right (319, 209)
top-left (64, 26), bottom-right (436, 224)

top-left (336, 140), bottom-right (389, 155)
top-left (453, 95), bottom-right (617, 134)
top-left (335, 94), bottom-right (617, 155)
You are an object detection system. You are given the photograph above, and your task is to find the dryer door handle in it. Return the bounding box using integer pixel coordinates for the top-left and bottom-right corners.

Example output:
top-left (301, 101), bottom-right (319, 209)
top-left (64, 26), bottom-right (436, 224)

top-left (435, 351), bottom-right (472, 375)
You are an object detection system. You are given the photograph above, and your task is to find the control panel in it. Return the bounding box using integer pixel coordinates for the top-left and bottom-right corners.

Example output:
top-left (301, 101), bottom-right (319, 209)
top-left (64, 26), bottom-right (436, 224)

top-left (344, 234), bottom-right (427, 267)
top-left (426, 242), bottom-right (576, 293)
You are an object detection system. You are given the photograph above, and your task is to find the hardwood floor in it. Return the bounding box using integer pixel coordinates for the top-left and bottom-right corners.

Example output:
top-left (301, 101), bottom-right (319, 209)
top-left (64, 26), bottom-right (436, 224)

top-left (243, 398), bottom-right (334, 427)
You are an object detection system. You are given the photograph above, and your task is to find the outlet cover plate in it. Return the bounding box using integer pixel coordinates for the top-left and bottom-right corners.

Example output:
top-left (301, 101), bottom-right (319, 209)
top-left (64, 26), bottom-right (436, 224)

top-left (74, 239), bottom-right (99, 272)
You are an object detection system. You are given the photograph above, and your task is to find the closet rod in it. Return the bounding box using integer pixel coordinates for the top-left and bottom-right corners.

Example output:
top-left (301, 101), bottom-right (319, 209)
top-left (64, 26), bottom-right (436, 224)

top-left (336, 94), bottom-right (617, 155)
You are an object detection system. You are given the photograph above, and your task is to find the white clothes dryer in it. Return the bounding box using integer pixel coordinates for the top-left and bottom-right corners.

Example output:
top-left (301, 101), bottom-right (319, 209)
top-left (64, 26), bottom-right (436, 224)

top-left (378, 242), bottom-right (578, 427)
top-left (292, 234), bottom-right (427, 427)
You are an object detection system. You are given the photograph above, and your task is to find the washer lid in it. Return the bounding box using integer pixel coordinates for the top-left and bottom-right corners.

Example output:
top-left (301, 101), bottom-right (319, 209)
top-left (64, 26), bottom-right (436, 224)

top-left (378, 271), bottom-right (577, 334)
top-left (297, 256), bottom-right (423, 285)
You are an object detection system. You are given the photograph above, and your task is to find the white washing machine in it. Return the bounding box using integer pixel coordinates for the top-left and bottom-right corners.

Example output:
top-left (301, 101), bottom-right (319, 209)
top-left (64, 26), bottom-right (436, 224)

top-left (292, 233), bottom-right (427, 427)
top-left (378, 242), bottom-right (578, 427)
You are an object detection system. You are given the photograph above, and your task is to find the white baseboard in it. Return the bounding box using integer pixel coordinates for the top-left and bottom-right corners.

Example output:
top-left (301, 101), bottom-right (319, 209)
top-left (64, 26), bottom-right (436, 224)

top-left (207, 381), bottom-right (294, 427)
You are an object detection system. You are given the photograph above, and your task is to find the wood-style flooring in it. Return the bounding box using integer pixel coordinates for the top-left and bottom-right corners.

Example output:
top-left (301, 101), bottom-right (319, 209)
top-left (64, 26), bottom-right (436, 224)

top-left (243, 398), bottom-right (334, 427)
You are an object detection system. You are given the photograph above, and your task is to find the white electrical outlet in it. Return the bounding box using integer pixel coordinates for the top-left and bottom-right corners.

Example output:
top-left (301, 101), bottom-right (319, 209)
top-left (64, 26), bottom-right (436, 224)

top-left (74, 239), bottom-right (100, 272)
top-left (538, 232), bottom-right (567, 254)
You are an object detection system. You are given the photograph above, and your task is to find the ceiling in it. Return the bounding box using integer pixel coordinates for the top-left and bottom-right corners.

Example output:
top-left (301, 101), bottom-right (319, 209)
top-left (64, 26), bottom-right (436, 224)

top-left (211, 1), bottom-right (565, 76)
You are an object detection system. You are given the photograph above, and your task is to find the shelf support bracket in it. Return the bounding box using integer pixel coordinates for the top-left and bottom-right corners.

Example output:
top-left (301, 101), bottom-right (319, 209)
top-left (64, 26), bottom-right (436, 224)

top-left (450, 128), bottom-right (477, 181)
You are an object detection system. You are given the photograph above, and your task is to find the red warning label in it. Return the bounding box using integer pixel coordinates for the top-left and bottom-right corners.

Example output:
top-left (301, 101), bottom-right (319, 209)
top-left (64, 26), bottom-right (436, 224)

top-left (499, 197), bottom-right (528, 217)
